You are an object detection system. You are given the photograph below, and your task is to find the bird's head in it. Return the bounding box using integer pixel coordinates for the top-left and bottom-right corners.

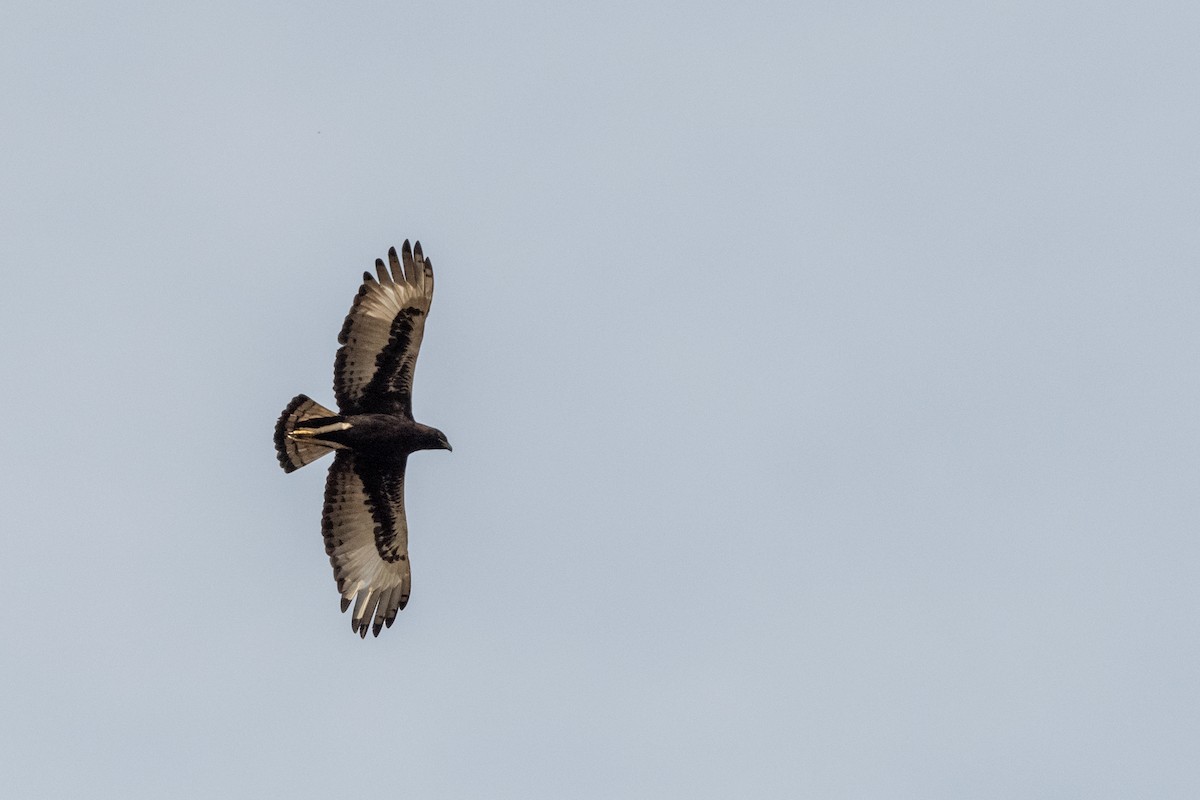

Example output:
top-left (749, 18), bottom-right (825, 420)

top-left (425, 427), bottom-right (453, 453)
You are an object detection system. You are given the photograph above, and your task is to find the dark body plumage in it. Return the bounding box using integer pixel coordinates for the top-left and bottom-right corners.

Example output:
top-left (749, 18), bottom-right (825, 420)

top-left (274, 240), bottom-right (450, 638)
top-left (316, 414), bottom-right (448, 458)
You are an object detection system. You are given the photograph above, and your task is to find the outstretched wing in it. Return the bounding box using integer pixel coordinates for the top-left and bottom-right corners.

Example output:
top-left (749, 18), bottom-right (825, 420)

top-left (322, 451), bottom-right (412, 637)
top-left (333, 240), bottom-right (434, 418)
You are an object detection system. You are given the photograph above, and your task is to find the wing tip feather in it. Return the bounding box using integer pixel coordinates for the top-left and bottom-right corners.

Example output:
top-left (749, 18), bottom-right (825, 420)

top-left (375, 258), bottom-right (392, 285)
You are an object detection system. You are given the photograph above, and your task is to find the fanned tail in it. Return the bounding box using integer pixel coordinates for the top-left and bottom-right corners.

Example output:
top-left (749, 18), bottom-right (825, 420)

top-left (274, 394), bottom-right (345, 472)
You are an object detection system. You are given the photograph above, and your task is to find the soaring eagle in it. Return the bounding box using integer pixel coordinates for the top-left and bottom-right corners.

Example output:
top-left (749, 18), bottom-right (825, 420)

top-left (274, 240), bottom-right (451, 638)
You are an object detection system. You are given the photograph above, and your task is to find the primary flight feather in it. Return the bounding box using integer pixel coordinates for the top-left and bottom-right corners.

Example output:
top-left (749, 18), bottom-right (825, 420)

top-left (274, 239), bottom-right (451, 638)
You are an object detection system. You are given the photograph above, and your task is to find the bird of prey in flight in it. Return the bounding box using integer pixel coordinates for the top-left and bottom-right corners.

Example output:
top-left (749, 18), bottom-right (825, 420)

top-left (274, 239), bottom-right (451, 638)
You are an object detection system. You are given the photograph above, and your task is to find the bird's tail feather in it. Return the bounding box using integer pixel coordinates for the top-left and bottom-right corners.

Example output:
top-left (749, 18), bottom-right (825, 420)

top-left (274, 394), bottom-right (344, 472)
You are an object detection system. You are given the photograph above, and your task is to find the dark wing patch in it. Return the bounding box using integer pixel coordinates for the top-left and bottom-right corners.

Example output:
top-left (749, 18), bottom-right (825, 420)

top-left (322, 452), bottom-right (412, 637)
top-left (333, 240), bottom-right (434, 418)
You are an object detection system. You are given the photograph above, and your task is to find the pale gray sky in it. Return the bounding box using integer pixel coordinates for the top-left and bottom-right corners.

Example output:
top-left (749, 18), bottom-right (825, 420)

top-left (3, 1), bottom-right (1200, 797)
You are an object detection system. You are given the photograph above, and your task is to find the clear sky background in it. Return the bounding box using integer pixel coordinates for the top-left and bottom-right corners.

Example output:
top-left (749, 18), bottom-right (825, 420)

top-left (3, 2), bottom-right (1199, 797)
